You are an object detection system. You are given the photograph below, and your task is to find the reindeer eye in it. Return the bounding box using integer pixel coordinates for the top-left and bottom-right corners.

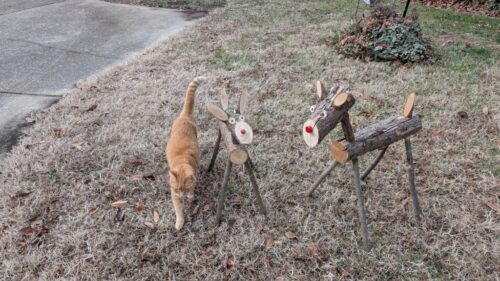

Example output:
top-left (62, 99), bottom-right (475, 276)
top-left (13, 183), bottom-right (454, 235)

top-left (238, 115), bottom-right (245, 121)
top-left (228, 117), bottom-right (236, 124)
top-left (320, 110), bottom-right (327, 118)
top-left (309, 105), bottom-right (316, 113)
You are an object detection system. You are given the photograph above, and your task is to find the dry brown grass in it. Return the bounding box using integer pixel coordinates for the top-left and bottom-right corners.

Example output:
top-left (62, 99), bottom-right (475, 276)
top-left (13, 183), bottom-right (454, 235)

top-left (1, 0), bottom-right (499, 280)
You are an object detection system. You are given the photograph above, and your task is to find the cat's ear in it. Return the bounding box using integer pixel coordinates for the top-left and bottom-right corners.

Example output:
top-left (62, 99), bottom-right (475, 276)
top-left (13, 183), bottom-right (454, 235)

top-left (169, 170), bottom-right (179, 180)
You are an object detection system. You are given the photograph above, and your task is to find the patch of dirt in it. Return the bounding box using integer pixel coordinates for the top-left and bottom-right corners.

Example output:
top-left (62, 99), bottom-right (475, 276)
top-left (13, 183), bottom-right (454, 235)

top-left (0, 0), bottom-right (498, 280)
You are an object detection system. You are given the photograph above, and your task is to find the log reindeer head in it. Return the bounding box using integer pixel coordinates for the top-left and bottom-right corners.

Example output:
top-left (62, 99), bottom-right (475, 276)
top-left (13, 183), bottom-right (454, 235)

top-left (207, 90), bottom-right (254, 145)
top-left (302, 81), bottom-right (355, 148)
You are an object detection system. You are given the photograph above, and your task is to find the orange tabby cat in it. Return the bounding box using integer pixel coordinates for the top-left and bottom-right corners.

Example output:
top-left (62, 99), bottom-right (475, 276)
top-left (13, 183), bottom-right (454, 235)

top-left (166, 76), bottom-right (206, 230)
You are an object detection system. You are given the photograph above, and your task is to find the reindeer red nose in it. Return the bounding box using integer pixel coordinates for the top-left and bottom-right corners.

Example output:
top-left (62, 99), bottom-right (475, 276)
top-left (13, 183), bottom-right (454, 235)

top-left (240, 129), bottom-right (246, 135)
top-left (305, 125), bottom-right (313, 134)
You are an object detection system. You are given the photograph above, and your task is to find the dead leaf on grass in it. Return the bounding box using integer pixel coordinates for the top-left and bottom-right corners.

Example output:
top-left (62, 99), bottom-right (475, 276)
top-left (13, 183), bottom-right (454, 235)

top-left (285, 231), bottom-right (298, 240)
top-left (265, 234), bottom-right (274, 250)
top-left (202, 203), bottom-right (211, 215)
top-left (88, 207), bottom-right (97, 214)
top-left (261, 256), bottom-right (271, 268)
top-left (341, 265), bottom-right (354, 277)
top-left (52, 128), bottom-right (62, 138)
top-left (86, 104), bottom-right (97, 112)
top-left (144, 222), bottom-right (155, 229)
top-left (485, 202), bottom-right (500, 213)
top-left (307, 243), bottom-right (327, 262)
top-left (226, 259), bottom-right (235, 269)
top-left (71, 141), bottom-right (88, 150)
top-left (12, 191), bottom-right (32, 198)
top-left (130, 159), bottom-right (145, 167)
top-left (25, 117), bottom-right (35, 124)
top-left (153, 210), bottom-right (160, 224)
top-left (80, 254), bottom-right (94, 261)
top-left (111, 200), bottom-right (127, 208)
top-left (132, 174), bottom-right (155, 181)
top-left (134, 202), bottom-right (145, 212)
top-left (20, 226), bottom-right (48, 236)
top-left (483, 106), bottom-right (489, 116)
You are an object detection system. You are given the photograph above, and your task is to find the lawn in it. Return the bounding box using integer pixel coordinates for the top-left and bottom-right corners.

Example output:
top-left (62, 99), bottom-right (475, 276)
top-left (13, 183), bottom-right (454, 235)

top-left (0, 0), bottom-right (498, 280)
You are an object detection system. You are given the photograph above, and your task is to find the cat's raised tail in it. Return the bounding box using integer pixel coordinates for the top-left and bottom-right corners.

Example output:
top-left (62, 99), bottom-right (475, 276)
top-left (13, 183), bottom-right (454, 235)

top-left (181, 76), bottom-right (207, 117)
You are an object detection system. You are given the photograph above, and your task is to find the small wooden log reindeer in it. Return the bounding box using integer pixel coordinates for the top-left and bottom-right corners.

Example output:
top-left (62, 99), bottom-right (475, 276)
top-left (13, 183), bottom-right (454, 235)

top-left (206, 91), bottom-right (267, 225)
top-left (304, 81), bottom-right (423, 250)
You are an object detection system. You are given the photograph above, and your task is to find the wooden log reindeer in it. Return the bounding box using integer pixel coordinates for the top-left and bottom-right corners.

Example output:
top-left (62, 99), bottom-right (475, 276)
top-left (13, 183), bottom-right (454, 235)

top-left (304, 81), bottom-right (423, 250)
top-left (206, 91), bottom-right (267, 225)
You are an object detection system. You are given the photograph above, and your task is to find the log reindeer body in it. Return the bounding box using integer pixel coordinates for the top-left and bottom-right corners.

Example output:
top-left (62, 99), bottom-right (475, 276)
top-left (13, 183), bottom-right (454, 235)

top-left (303, 81), bottom-right (423, 250)
top-left (206, 90), bottom-right (267, 224)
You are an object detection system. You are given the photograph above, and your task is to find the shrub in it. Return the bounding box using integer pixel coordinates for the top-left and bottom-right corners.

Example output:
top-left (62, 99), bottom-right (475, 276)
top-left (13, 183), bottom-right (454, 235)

top-left (337, 4), bottom-right (438, 64)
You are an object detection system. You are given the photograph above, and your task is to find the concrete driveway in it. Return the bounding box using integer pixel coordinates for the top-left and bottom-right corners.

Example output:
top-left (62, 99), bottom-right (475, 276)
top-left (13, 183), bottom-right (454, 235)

top-left (0, 0), bottom-right (198, 158)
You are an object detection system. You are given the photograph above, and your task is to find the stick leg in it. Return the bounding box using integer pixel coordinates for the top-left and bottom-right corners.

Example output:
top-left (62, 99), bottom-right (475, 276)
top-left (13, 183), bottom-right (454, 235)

top-left (208, 129), bottom-right (222, 172)
top-left (215, 159), bottom-right (232, 225)
top-left (361, 146), bottom-right (389, 181)
top-left (405, 138), bottom-right (423, 220)
top-left (352, 158), bottom-right (370, 251)
top-left (307, 161), bottom-right (339, 197)
top-left (244, 161), bottom-right (268, 219)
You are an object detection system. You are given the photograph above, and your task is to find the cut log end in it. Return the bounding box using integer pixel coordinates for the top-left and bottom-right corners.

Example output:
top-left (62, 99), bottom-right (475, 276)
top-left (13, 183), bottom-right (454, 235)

top-left (220, 90), bottom-right (229, 110)
top-left (403, 93), bottom-right (416, 118)
top-left (303, 120), bottom-right (319, 148)
top-left (238, 92), bottom-right (248, 114)
top-left (330, 141), bottom-right (348, 164)
top-left (234, 121), bottom-right (253, 144)
top-left (316, 80), bottom-right (326, 100)
top-left (208, 104), bottom-right (229, 121)
top-left (229, 149), bottom-right (248, 165)
top-left (333, 92), bottom-right (349, 108)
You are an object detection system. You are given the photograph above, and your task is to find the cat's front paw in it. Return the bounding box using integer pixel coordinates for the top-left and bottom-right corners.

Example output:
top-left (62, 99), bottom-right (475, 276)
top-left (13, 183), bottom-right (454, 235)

top-left (175, 218), bottom-right (185, 230)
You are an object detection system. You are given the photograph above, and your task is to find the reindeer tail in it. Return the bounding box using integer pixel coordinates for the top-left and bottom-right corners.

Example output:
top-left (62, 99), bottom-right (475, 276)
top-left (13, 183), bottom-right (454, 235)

top-left (181, 76), bottom-right (206, 117)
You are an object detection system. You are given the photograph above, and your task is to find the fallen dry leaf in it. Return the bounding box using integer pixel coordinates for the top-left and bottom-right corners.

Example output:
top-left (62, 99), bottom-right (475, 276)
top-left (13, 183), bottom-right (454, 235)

top-left (483, 106), bottom-right (489, 116)
top-left (341, 265), bottom-right (354, 277)
top-left (52, 128), bottom-right (62, 138)
top-left (265, 234), bottom-right (275, 249)
top-left (153, 210), bottom-right (160, 224)
top-left (25, 117), bottom-right (35, 124)
top-left (86, 104), bottom-right (97, 112)
top-left (285, 231), bottom-right (298, 240)
top-left (88, 207), bottom-right (97, 214)
top-left (71, 141), bottom-right (88, 150)
top-left (144, 222), bottom-right (155, 229)
top-left (111, 200), bottom-right (127, 208)
top-left (12, 191), bottom-right (32, 199)
top-left (80, 254), bottom-right (94, 261)
top-left (134, 202), bottom-right (145, 212)
top-left (132, 174), bottom-right (155, 181)
top-left (485, 202), bottom-right (500, 213)
top-left (202, 204), bottom-right (211, 215)
top-left (226, 259), bottom-right (235, 269)
top-left (307, 243), bottom-right (327, 262)
top-left (20, 226), bottom-right (48, 236)
top-left (130, 159), bottom-right (144, 167)
top-left (261, 256), bottom-right (271, 268)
